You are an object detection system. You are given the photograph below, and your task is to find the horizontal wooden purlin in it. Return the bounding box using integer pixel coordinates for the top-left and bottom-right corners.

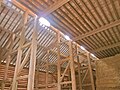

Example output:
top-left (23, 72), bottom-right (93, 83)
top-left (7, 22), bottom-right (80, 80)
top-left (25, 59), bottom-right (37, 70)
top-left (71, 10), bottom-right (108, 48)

top-left (73, 20), bottom-right (120, 41)
top-left (17, 75), bottom-right (28, 80)
top-left (91, 41), bottom-right (120, 52)
top-left (60, 81), bottom-right (72, 84)
top-left (38, 83), bottom-right (57, 87)
top-left (21, 42), bottom-right (31, 49)
top-left (12, 0), bottom-right (36, 17)
top-left (1, 3), bottom-right (22, 16)
top-left (11, 0), bottom-right (67, 35)
top-left (41, 58), bottom-right (70, 67)
top-left (40, 0), bottom-right (70, 17)
top-left (82, 83), bottom-right (92, 87)
top-left (60, 57), bottom-right (70, 63)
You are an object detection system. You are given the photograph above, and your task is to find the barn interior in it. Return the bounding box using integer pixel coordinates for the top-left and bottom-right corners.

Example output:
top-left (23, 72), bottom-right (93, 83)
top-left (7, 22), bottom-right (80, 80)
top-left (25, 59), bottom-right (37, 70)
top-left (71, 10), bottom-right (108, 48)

top-left (0, 0), bottom-right (120, 90)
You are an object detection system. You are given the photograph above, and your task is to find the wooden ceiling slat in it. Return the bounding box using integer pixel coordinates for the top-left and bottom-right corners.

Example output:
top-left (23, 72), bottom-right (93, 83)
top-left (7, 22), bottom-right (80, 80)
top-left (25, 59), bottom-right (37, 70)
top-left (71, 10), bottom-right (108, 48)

top-left (62, 5), bottom-right (85, 34)
top-left (92, 35), bottom-right (103, 49)
top-left (84, 36), bottom-right (98, 49)
top-left (112, 27), bottom-right (120, 42)
top-left (88, 35), bottom-right (102, 48)
top-left (103, 0), bottom-right (115, 21)
top-left (95, 0), bottom-right (110, 23)
top-left (92, 34), bottom-right (105, 48)
top-left (11, 17), bottom-right (22, 32)
top-left (49, 13), bottom-right (78, 36)
top-left (87, 0), bottom-right (105, 26)
top-left (6, 13), bottom-right (19, 30)
top-left (1, 34), bottom-right (11, 48)
top-left (72, 0), bottom-right (96, 29)
top-left (0, 8), bottom-right (9, 25)
top-left (109, 0), bottom-right (119, 19)
top-left (100, 31), bottom-right (111, 45)
top-left (48, 18), bottom-right (74, 38)
top-left (26, 0), bottom-right (42, 11)
top-left (73, 20), bottom-right (120, 41)
top-left (77, 0), bottom-right (100, 27)
top-left (91, 41), bottom-right (120, 53)
top-left (3, 11), bottom-right (14, 28)
top-left (40, 0), bottom-right (70, 17)
top-left (69, 1), bottom-right (93, 31)
top-left (65, 3), bottom-right (90, 33)
top-left (55, 9), bottom-right (83, 35)
top-left (80, 39), bottom-right (94, 50)
top-left (107, 28), bottom-right (117, 43)
top-left (103, 30), bottom-right (114, 44)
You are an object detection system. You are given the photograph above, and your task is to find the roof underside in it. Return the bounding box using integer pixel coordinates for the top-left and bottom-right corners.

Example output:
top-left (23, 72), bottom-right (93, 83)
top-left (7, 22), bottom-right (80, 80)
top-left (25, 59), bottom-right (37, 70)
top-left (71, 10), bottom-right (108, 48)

top-left (16, 0), bottom-right (120, 59)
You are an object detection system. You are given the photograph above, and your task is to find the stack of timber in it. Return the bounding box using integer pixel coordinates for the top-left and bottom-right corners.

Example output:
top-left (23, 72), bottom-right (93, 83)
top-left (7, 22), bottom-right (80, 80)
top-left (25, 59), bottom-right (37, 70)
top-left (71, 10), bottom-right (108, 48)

top-left (96, 54), bottom-right (120, 90)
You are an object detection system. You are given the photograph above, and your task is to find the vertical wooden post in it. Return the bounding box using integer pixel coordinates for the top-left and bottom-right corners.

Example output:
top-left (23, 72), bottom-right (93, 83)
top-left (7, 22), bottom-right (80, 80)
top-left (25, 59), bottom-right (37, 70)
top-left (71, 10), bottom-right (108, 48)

top-left (69, 41), bottom-right (76, 90)
top-left (27, 16), bottom-right (38, 90)
top-left (77, 46), bottom-right (82, 90)
top-left (1, 34), bottom-right (15, 90)
top-left (46, 50), bottom-right (49, 89)
top-left (87, 52), bottom-right (95, 90)
top-left (35, 59), bottom-right (39, 90)
top-left (11, 11), bottom-right (28, 90)
top-left (76, 46), bottom-right (82, 90)
top-left (57, 32), bottom-right (61, 90)
top-left (77, 56), bottom-right (83, 90)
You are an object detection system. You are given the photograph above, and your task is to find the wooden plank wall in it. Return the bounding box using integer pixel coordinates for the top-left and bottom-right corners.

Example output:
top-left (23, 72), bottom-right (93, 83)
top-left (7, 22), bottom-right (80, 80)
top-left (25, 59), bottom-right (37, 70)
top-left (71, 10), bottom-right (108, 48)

top-left (0, 64), bottom-right (56, 90)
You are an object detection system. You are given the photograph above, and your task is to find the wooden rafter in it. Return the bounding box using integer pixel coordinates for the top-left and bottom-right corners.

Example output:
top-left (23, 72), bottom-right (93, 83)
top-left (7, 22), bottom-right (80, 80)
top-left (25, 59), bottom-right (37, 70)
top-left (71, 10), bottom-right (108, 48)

top-left (40, 0), bottom-right (70, 17)
top-left (73, 20), bottom-right (120, 41)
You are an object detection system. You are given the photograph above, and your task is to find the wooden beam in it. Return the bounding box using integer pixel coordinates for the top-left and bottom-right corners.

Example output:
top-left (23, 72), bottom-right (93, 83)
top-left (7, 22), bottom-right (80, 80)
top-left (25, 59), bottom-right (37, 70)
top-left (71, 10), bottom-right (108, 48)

top-left (82, 69), bottom-right (88, 83)
top-left (12, 0), bottom-right (36, 17)
top-left (91, 41), bottom-right (120, 52)
top-left (27, 17), bottom-right (38, 90)
top-left (77, 55), bottom-right (82, 90)
top-left (1, 34), bottom-right (15, 90)
top-left (87, 52), bottom-right (95, 90)
top-left (11, 0), bottom-right (69, 34)
top-left (35, 59), bottom-right (39, 90)
top-left (73, 20), bottom-right (120, 41)
top-left (40, 0), bottom-right (70, 17)
top-left (57, 31), bottom-right (61, 90)
top-left (17, 75), bottom-right (28, 80)
top-left (69, 41), bottom-right (76, 90)
top-left (45, 50), bottom-right (49, 89)
top-left (17, 48), bottom-right (30, 75)
top-left (60, 61), bottom-right (70, 82)
top-left (60, 81), bottom-right (72, 85)
top-left (11, 11), bottom-right (28, 90)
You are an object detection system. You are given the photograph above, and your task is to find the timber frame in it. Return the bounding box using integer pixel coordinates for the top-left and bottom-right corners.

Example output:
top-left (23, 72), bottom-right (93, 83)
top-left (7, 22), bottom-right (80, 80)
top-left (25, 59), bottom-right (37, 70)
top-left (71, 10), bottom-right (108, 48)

top-left (1, 0), bottom-right (119, 90)
top-left (0, 1), bottom-right (97, 90)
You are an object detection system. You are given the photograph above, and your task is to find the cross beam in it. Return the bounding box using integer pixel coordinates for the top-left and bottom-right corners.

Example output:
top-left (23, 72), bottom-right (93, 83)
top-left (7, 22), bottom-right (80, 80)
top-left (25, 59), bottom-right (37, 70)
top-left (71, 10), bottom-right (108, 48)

top-left (73, 20), bottom-right (120, 41)
top-left (40, 0), bottom-right (70, 17)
